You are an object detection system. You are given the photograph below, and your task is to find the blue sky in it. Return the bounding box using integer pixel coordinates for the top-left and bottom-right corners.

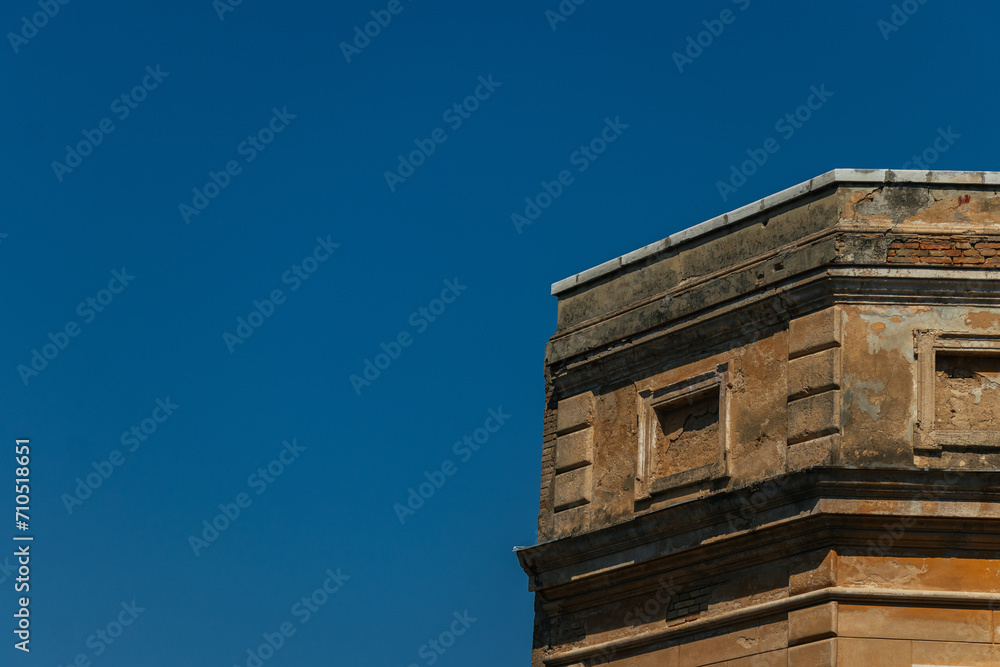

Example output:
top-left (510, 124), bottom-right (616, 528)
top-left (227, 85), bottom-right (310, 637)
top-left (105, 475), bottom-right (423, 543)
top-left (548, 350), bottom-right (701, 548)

top-left (0, 0), bottom-right (994, 664)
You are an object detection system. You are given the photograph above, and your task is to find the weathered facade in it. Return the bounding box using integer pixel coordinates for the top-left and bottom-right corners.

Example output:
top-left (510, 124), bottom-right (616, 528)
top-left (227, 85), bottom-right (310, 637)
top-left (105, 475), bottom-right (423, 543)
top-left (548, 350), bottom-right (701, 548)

top-left (516, 169), bottom-right (1000, 666)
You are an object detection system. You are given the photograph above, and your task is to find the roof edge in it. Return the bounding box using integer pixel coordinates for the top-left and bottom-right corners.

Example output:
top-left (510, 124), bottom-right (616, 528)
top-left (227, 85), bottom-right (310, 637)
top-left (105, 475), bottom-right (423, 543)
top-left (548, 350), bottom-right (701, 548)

top-left (551, 168), bottom-right (998, 296)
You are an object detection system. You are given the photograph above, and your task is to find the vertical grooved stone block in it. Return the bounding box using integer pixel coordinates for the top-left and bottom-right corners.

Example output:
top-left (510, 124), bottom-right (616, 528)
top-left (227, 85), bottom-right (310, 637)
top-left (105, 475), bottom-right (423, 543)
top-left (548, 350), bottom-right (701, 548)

top-left (838, 605), bottom-right (991, 642)
top-left (789, 307), bottom-right (841, 359)
top-left (788, 435), bottom-right (839, 469)
top-left (557, 391), bottom-right (595, 434)
top-left (788, 348), bottom-right (841, 399)
top-left (552, 503), bottom-right (589, 538)
top-left (789, 602), bottom-right (838, 646)
top-left (554, 466), bottom-right (592, 511)
top-left (911, 639), bottom-right (1000, 666)
top-left (788, 392), bottom-right (841, 443)
top-left (787, 637), bottom-right (836, 666)
top-left (836, 638), bottom-right (910, 666)
top-left (555, 428), bottom-right (593, 472)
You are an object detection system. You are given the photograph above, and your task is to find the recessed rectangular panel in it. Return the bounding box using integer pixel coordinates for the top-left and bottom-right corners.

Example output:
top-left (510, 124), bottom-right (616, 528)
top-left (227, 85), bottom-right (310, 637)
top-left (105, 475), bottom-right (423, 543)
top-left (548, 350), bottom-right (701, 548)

top-left (934, 353), bottom-right (1000, 432)
top-left (653, 392), bottom-right (719, 480)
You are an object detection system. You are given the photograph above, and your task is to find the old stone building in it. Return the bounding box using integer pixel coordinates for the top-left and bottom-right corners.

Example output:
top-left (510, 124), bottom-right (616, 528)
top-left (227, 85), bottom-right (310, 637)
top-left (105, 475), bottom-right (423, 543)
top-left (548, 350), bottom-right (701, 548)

top-left (516, 169), bottom-right (1000, 666)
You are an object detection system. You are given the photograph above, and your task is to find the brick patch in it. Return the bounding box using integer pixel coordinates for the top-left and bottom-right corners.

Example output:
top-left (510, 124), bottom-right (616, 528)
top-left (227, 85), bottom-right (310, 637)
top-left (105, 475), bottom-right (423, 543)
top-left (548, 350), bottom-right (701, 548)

top-left (886, 236), bottom-right (1000, 265)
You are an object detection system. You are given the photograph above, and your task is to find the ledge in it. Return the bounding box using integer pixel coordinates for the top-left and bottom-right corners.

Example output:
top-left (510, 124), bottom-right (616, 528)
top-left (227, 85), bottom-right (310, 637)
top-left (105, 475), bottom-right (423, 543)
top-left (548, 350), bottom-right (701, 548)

top-left (516, 467), bottom-right (1000, 589)
top-left (551, 169), bottom-right (997, 297)
top-left (542, 586), bottom-right (1000, 666)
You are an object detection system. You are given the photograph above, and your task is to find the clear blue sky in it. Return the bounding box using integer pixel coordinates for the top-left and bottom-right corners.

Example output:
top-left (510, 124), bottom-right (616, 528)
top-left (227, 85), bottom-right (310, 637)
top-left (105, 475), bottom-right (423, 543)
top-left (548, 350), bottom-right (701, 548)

top-left (0, 0), bottom-right (993, 664)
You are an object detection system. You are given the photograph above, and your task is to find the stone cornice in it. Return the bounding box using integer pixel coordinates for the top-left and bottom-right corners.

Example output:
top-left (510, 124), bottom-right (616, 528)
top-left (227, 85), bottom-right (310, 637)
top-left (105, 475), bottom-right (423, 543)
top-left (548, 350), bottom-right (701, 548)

top-left (542, 586), bottom-right (1000, 666)
top-left (547, 265), bottom-right (1000, 395)
top-left (551, 168), bottom-right (1000, 297)
top-left (517, 468), bottom-right (1000, 599)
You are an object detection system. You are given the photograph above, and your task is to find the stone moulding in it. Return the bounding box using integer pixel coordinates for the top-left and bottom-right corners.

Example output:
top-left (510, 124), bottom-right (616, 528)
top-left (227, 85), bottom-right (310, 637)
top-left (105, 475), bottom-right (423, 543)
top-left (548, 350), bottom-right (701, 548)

top-left (914, 329), bottom-right (1000, 452)
top-left (518, 468), bottom-right (1000, 666)
top-left (635, 365), bottom-right (730, 501)
top-left (542, 587), bottom-right (1000, 666)
top-left (550, 168), bottom-right (999, 298)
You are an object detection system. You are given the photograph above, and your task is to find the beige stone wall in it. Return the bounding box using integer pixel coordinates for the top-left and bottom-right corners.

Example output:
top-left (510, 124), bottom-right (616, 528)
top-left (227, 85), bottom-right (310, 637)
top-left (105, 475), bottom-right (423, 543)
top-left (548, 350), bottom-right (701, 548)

top-left (544, 300), bottom-right (1000, 540)
top-left (839, 303), bottom-right (1000, 468)
top-left (577, 616), bottom-right (1000, 666)
top-left (556, 600), bottom-right (1000, 666)
top-left (526, 173), bottom-right (1000, 667)
top-left (544, 328), bottom-right (790, 541)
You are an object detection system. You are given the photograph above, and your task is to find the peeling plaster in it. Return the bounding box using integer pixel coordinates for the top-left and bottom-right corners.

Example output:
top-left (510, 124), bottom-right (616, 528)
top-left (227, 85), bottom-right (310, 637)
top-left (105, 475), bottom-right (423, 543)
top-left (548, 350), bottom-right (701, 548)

top-left (844, 375), bottom-right (887, 422)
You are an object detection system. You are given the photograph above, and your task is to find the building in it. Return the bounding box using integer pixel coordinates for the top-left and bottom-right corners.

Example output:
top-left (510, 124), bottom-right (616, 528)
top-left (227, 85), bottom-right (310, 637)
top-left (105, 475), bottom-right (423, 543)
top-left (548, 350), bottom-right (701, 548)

top-left (516, 169), bottom-right (1000, 666)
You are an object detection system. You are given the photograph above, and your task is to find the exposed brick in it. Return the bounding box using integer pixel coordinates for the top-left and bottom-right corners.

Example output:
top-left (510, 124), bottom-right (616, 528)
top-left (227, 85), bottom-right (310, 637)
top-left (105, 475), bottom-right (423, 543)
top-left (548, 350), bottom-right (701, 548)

top-left (920, 243), bottom-right (951, 250)
top-left (901, 242), bottom-right (921, 248)
top-left (944, 249), bottom-right (963, 257)
top-left (917, 256), bottom-right (951, 264)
